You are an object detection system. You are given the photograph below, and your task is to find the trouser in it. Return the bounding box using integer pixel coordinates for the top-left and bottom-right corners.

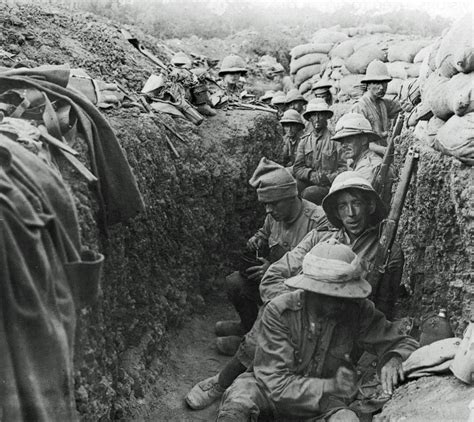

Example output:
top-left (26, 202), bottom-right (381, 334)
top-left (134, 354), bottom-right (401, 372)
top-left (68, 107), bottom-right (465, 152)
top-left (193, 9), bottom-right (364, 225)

top-left (226, 271), bottom-right (262, 332)
top-left (217, 372), bottom-right (359, 422)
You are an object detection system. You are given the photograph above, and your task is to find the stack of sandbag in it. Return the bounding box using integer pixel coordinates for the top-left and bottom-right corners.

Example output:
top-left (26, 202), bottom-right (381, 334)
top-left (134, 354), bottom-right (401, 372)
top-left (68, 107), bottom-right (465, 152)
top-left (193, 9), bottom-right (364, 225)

top-left (290, 42), bottom-right (332, 92)
top-left (413, 14), bottom-right (474, 165)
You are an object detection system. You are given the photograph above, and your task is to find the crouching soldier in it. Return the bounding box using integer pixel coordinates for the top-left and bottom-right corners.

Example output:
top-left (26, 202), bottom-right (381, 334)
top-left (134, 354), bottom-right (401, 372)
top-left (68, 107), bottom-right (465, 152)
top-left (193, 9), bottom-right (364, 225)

top-left (216, 239), bottom-right (418, 421)
top-left (215, 158), bottom-right (328, 354)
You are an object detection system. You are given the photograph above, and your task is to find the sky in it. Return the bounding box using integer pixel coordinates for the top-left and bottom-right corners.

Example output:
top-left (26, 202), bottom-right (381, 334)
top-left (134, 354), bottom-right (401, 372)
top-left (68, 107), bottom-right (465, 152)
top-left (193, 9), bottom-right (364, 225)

top-left (206, 0), bottom-right (473, 20)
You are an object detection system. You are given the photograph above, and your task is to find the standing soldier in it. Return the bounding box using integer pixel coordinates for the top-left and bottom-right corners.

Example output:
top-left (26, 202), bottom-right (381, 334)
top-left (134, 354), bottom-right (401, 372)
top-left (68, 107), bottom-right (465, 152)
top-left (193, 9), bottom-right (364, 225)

top-left (293, 99), bottom-right (347, 205)
top-left (311, 80), bottom-right (333, 105)
top-left (351, 60), bottom-right (402, 156)
top-left (285, 88), bottom-right (308, 114)
top-left (280, 109), bottom-right (305, 167)
top-left (218, 54), bottom-right (248, 100)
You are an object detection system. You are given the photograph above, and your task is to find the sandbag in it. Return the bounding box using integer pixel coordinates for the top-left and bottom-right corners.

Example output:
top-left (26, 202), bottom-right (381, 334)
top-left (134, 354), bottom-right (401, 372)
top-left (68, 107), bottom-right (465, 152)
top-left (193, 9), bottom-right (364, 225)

top-left (330, 39), bottom-right (357, 60)
top-left (294, 64), bottom-right (322, 87)
top-left (414, 44), bottom-right (433, 63)
top-left (413, 116), bottom-right (444, 147)
top-left (338, 74), bottom-right (365, 95)
top-left (435, 113), bottom-right (474, 165)
top-left (364, 23), bottom-right (392, 34)
top-left (298, 80), bottom-right (312, 95)
top-left (425, 72), bottom-right (474, 120)
top-left (388, 40), bottom-right (430, 63)
top-left (290, 43), bottom-right (333, 60)
top-left (345, 44), bottom-right (386, 74)
top-left (436, 14), bottom-right (474, 76)
top-left (386, 78), bottom-right (403, 96)
top-left (406, 62), bottom-right (421, 78)
top-left (290, 53), bottom-right (328, 75)
top-left (386, 62), bottom-right (408, 79)
top-left (311, 29), bottom-right (348, 45)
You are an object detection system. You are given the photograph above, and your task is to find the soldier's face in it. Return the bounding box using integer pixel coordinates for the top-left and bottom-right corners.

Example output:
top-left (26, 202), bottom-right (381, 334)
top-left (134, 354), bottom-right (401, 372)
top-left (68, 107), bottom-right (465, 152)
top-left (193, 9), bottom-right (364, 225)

top-left (282, 123), bottom-right (301, 137)
top-left (340, 135), bottom-right (368, 160)
top-left (223, 73), bottom-right (242, 85)
top-left (308, 112), bottom-right (329, 132)
top-left (367, 82), bottom-right (387, 99)
top-left (264, 197), bottom-right (295, 222)
top-left (335, 190), bottom-right (375, 237)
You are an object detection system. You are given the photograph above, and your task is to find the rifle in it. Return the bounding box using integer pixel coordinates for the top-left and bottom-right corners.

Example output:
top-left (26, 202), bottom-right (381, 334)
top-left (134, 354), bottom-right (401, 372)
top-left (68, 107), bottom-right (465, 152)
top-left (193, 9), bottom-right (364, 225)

top-left (227, 100), bottom-right (277, 114)
top-left (367, 146), bottom-right (420, 307)
top-left (372, 112), bottom-right (404, 199)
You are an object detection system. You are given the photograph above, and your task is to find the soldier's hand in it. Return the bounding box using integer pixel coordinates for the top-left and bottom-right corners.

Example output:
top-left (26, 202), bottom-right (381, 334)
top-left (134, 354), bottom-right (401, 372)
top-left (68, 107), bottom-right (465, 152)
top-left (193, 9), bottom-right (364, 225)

top-left (246, 258), bottom-right (270, 281)
top-left (247, 236), bottom-right (263, 251)
top-left (381, 356), bottom-right (404, 395)
top-left (326, 367), bottom-right (357, 398)
top-left (309, 170), bottom-right (321, 185)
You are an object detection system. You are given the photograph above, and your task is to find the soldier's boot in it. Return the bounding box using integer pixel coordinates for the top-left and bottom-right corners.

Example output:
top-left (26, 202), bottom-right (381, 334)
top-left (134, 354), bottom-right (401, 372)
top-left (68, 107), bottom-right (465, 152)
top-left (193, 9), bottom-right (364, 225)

top-left (215, 320), bottom-right (246, 337)
top-left (185, 374), bottom-right (225, 410)
top-left (216, 335), bottom-right (242, 356)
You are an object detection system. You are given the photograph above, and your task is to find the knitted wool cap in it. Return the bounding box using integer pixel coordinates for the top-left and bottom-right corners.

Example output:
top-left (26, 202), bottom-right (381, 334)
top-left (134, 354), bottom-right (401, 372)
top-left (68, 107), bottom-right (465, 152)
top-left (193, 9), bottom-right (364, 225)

top-left (249, 157), bottom-right (297, 202)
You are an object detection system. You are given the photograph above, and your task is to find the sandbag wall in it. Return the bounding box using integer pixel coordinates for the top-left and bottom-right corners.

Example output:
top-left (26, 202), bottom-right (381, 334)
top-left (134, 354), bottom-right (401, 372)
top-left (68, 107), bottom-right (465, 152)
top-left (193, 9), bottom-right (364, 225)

top-left (289, 24), bottom-right (431, 102)
top-left (412, 14), bottom-right (474, 165)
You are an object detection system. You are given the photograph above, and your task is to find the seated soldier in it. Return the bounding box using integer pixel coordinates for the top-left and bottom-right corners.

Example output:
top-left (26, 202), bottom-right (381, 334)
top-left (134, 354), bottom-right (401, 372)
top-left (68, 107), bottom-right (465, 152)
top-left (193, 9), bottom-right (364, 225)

top-left (280, 109), bottom-right (305, 168)
top-left (217, 239), bottom-right (418, 421)
top-left (186, 171), bottom-right (404, 411)
top-left (270, 91), bottom-right (287, 119)
top-left (285, 88), bottom-right (308, 114)
top-left (214, 158), bottom-right (328, 355)
top-left (293, 99), bottom-right (347, 205)
top-left (331, 113), bottom-right (394, 206)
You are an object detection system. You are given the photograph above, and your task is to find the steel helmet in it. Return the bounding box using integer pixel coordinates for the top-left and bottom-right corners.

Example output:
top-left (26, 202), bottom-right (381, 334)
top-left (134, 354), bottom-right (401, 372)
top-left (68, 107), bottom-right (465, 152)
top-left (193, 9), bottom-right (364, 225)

top-left (218, 54), bottom-right (247, 76)
top-left (331, 113), bottom-right (379, 141)
top-left (361, 60), bottom-right (392, 83)
top-left (279, 109), bottom-right (305, 127)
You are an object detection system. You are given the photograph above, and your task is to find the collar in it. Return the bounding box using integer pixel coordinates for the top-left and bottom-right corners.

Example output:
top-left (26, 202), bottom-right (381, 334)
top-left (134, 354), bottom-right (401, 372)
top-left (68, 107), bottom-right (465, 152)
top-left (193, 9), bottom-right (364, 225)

top-left (351, 148), bottom-right (371, 169)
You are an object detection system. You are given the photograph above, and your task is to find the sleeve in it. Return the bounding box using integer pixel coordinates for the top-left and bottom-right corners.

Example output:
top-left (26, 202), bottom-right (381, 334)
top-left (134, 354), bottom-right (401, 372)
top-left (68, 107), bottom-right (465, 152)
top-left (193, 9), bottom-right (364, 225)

top-left (355, 162), bottom-right (380, 184)
top-left (325, 142), bottom-right (348, 185)
top-left (293, 138), bottom-right (312, 182)
top-left (376, 243), bottom-right (404, 320)
top-left (356, 300), bottom-right (418, 371)
top-left (253, 215), bottom-right (272, 244)
top-left (253, 302), bottom-right (327, 417)
top-left (259, 230), bottom-right (320, 303)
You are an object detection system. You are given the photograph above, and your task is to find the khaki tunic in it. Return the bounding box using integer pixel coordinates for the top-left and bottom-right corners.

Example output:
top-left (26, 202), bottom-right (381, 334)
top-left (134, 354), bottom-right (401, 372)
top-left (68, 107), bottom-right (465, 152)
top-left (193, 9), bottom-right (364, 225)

top-left (351, 93), bottom-right (402, 146)
top-left (252, 199), bottom-right (329, 262)
top-left (282, 134), bottom-right (301, 167)
top-left (293, 128), bottom-right (347, 187)
top-left (251, 290), bottom-right (418, 419)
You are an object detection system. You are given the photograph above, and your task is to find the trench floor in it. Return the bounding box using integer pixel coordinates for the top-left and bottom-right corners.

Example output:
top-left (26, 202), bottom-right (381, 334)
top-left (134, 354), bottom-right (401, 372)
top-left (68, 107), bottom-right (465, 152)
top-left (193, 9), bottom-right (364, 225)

top-left (146, 295), bottom-right (235, 421)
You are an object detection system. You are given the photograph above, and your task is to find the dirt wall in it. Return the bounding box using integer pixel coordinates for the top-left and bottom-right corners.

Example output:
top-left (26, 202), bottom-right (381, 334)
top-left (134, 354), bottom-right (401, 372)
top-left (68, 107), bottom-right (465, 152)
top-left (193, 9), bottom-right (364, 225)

top-left (397, 132), bottom-right (472, 336)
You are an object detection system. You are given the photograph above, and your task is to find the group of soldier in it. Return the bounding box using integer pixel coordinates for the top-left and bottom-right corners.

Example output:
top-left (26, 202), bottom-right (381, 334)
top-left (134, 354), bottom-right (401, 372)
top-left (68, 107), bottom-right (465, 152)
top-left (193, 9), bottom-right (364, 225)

top-left (184, 54), bottom-right (419, 421)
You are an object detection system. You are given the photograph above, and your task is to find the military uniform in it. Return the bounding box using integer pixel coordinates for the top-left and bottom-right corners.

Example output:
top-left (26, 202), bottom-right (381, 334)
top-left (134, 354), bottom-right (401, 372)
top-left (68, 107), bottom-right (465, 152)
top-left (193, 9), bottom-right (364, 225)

top-left (282, 134), bottom-right (301, 167)
top-left (217, 290), bottom-right (418, 421)
top-left (228, 199), bottom-right (329, 331)
top-left (351, 92), bottom-right (401, 147)
top-left (293, 128), bottom-right (347, 204)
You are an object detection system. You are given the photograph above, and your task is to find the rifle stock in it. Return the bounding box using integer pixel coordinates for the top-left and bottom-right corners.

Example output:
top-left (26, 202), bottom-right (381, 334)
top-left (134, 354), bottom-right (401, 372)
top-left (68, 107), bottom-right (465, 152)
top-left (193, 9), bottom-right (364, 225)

top-left (368, 146), bottom-right (419, 301)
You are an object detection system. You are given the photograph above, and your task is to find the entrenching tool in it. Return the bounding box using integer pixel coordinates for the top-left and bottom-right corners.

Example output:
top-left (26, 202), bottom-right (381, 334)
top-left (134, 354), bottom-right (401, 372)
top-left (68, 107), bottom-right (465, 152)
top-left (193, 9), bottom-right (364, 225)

top-left (121, 29), bottom-right (168, 72)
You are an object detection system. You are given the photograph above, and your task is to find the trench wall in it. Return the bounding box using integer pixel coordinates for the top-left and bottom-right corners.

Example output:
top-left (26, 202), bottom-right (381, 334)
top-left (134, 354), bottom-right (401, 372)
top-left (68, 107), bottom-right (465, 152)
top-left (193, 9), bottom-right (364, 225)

top-left (397, 132), bottom-right (472, 335)
top-left (61, 109), bottom-right (282, 419)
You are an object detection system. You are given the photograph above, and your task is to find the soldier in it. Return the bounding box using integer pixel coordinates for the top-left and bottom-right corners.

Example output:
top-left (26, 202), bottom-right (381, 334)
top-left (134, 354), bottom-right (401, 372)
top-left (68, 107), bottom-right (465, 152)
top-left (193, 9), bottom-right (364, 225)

top-left (218, 54), bottom-right (248, 100)
top-left (217, 239), bottom-right (417, 422)
top-left (331, 113), bottom-right (394, 205)
top-left (270, 91), bottom-right (287, 119)
top-left (293, 99), bottom-right (347, 205)
top-left (280, 109), bottom-right (305, 168)
top-left (259, 90), bottom-right (275, 105)
top-left (351, 60), bottom-right (402, 156)
top-left (270, 63), bottom-right (293, 93)
top-left (170, 51), bottom-right (192, 69)
top-left (311, 79), bottom-right (333, 105)
top-left (285, 88), bottom-right (308, 114)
